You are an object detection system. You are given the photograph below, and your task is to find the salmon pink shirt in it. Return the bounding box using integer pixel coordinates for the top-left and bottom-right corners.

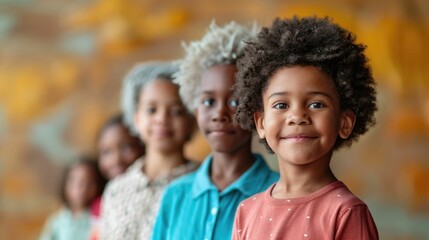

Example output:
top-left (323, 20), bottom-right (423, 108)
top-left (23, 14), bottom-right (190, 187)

top-left (232, 181), bottom-right (378, 240)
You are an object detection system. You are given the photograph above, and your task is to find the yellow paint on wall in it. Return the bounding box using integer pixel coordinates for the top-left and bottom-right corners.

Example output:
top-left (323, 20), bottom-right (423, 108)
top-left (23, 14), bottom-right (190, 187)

top-left (277, 3), bottom-right (356, 30)
top-left (67, 101), bottom-right (108, 154)
top-left (387, 107), bottom-right (429, 136)
top-left (1, 171), bottom-right (35, 198)
top-left (0, 66), bottom-right (46, 122)
top-left (48, 58), bottom-right (80, 96)
top-left (0, 59), bottom-right (80, 123)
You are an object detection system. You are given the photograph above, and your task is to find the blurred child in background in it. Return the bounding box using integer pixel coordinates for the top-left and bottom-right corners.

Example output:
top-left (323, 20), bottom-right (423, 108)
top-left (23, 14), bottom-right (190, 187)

top-left (97, 113), bottom-right (145, 180)
top-left (99, 61), bottom-right (198, 240)
top-left (89, 114), bottom-right (145, 240)
top-left (39, 157), bottom-right (105, 240)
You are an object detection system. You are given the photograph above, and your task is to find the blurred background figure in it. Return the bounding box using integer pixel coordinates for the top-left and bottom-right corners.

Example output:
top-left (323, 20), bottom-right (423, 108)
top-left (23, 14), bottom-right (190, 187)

top-left (0, 1), bottom-right (428, 240)
top-left (39, 157), bottom-right (105, 240)
top-left (99, 62), bottom-right (198, 240)
top-left (96, 113), bottom-right (145, 180)
top-left (89, 113), bottom-right (145, 240)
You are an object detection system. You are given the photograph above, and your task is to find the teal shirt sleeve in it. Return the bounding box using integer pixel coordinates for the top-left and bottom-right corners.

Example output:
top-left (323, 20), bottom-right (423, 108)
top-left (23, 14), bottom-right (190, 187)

top-left (39, 213), bottom-right (58, 240)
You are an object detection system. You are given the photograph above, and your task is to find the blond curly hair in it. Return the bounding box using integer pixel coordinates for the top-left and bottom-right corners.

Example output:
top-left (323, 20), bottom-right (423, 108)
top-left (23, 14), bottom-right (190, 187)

top-left (174, 21), bottom-right (259, 112)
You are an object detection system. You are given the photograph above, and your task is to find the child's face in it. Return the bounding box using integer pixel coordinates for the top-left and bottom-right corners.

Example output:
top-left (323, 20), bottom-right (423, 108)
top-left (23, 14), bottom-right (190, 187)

top-left (254, 66), bottom-right (355, 166)
top-left (196, 64), bottom-right (252, 153)
top-left (65, 164), bottom-right (98, 212)
top-left (98, 123), bottom-right (144, 179)
top-left (134, 79), bottom-right (192, 153)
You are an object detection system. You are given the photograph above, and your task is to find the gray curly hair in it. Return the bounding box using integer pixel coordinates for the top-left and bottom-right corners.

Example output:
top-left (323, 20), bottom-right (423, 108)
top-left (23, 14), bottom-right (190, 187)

top-left (121, 61), bottom-right (178, 135)
top-left (174, 21), bottom-right (260, 112)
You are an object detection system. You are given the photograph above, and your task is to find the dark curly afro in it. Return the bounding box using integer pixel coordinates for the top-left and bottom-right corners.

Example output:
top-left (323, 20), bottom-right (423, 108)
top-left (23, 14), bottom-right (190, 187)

top-left (235, 16), bottom-right (377, 152)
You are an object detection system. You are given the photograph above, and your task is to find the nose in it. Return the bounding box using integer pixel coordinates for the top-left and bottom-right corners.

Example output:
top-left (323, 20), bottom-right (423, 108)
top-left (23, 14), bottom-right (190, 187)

top-left (155, 108), bottom-right (169, 124)
top-left (110, 149), bottom-right (122, 164)
top-left (212, 102), bottom-right (230, 122)
top-left (287, 106), bottom-right (310, 125)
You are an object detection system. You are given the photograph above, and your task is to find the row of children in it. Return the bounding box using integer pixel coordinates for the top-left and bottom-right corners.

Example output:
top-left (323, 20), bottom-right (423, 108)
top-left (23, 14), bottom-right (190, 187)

top-left (40, 16), bottom-right (379, 240)
top-left (39, 113), bottom-right (145, 240)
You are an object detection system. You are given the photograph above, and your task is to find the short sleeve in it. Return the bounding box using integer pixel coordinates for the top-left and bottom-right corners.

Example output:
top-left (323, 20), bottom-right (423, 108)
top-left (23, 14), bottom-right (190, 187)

top-left (38, 213), bottom-right (58, 240)
top-left (336, 205), bottom-right (379, 240)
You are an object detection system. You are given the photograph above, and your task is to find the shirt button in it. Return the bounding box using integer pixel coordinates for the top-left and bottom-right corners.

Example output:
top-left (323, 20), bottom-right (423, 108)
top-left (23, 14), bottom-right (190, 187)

top-left (211, 207), bottom-right (218, 215)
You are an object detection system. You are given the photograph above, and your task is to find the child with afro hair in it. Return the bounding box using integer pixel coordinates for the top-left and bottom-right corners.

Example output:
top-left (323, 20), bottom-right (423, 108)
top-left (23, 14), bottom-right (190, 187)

top-left (151, 21), bottom-right (279, 240)
top-left (232, 16), bottom-right (379, 239)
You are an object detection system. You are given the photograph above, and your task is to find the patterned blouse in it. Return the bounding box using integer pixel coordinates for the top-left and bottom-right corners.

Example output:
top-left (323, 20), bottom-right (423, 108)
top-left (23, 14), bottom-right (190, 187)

top-left (99, 157), bottom-right (197, 240)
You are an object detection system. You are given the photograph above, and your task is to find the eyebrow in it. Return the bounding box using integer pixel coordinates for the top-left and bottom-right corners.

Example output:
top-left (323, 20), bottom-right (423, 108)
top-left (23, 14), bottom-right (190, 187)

top-left (267, 91), bottom-right (334, 100)
top-left (200, 91), bottom-right (214, 95)
top-left (139, 99), bottom-right (184, 106)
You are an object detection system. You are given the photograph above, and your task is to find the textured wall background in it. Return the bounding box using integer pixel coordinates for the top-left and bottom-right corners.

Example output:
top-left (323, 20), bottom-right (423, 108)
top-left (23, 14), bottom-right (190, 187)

top-left (0, 0), bottom-right (428, 239)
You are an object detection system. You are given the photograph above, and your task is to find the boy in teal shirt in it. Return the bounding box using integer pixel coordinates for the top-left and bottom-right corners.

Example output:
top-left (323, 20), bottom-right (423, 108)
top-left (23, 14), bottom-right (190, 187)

top-left (151, 21), bottom-right (279, 240)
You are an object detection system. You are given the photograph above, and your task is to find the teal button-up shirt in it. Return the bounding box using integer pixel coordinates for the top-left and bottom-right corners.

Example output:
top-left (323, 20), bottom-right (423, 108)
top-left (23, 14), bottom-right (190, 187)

top-left (151, 153), bottom-right (279, 240)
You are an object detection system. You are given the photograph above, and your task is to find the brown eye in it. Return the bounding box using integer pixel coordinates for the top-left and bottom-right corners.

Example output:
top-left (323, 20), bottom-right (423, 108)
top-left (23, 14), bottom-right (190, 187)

top-left (229, 99), bottom-right (238, 108)
top-left (202, 98), bottom-right (214, 107)
top-left (274, 103), bottom-right (288, 109)
top-left (145, 107), bottom-right (156, 114)
top-left (308, 102), bottom-right (325, 109)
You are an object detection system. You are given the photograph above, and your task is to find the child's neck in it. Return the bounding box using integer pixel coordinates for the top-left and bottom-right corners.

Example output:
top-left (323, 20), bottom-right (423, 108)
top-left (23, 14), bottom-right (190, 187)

top-left (210, 146), bottom-right (254, 191)
top-left (273, 159), bottom-right (337, 199)
top-left (69, 206), bottom-right (86, 217)
top-left (143, 149), bottom-right (187, 181)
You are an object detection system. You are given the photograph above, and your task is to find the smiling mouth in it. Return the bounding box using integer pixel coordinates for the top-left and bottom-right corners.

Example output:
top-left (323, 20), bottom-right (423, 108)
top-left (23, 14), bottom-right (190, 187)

top-left (281, 135), bottom-right (317, 142)
top-left (209, 129), bottom-right (234, 135)
top-left (152, 130), bottom-right (172, 138)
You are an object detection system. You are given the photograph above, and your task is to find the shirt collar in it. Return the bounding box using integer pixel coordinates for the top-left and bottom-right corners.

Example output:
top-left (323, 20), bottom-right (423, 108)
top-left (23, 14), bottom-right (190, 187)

top-left (133, 157), bottom-right (197, 187)
top-left (191, 153), bottom-right (272, 198)
top-left (192, 155), bottom-right (216, 198)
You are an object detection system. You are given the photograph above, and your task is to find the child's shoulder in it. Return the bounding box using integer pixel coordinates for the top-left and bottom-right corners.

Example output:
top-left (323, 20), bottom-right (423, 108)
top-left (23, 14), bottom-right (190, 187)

top-left (292, 181), bottom-right (370, 216)
top-left (240, 184), bottom-right (272, 206)
top-left (322, 181), bottom-right (367, 208)
top-left (167, 170), bottom-right (198, 189)
top-left (239, 181), bottom-right (366, 210)
top-left (160, 171), bottom-right (198, 202)
top-left (47, 207), bottom-right (65, 219)
top-left (45, 207), bottom-right (72, 225)
top-left (104, 170), bottom-right (134, 190)
top-left (103, 161), bottom-right (143, 193)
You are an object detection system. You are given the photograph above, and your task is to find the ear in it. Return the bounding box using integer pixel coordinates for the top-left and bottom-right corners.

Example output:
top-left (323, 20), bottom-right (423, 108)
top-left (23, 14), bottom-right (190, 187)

top-left (338, 110), bottom-right (356, 139)
top-left (253, 111), bottom-right (266, 139)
